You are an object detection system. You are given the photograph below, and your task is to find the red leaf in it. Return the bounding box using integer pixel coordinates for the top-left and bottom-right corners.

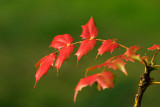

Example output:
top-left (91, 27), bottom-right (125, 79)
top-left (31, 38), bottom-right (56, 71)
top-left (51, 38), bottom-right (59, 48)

top-left (35, 55), bottom-right (47, 69)
top-left (74, 71), bottom-right (114, 102)
top-left (86, 63), bottom-right (107, 73)
top-left (87, 58), bottom-right (127, 75)
top-left (50, 34), bottom-right (74, 49)
top-left (124, 45), bottom-right (140, 56)
top-left (117, 55), bottom-right (135, 62)
top-left (55, 44), bottom-right (75, 76)
top-left (111, 58), bottom-right (127, 75)
top-left (75, 39), bottom-right (96, 64)
top-left (148, 45), bottom-right (160, 50)
top-left (80, 17), bottom-right (98, 39)
top-left (124, 45), bottom-right (141, 62)
top-left (97, 39), bottom-right (119, 56)
top-left (35, 53), bottom-right (57, 87)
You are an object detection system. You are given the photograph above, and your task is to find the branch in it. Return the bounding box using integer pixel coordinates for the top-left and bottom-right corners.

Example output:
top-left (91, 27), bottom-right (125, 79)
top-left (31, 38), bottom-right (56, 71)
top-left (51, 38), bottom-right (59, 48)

top-left (134, 66), bottom-right (153, 107)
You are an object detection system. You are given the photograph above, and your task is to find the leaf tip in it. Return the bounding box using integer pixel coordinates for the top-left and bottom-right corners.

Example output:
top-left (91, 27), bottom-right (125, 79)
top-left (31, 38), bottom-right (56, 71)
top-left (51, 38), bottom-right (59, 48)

top-left (76, 57), bottom-right (80, 65)
top-left (74, 90), bottom-right (78, 102)
top-left (96, 53), bottom-right (101, 59)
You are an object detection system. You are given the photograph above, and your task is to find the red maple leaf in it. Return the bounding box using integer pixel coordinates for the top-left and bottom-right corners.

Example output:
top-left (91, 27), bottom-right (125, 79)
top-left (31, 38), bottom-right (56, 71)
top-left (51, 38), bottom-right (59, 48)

top-left (75, 39), bottom-right (96, 64)
top-left (117, 55), bottom-right (135, 62)
top-left (80, 17), bottom-right (98, 39)
top-left (148, 45), bottom-right (160, 50)
top-left (123, 45), bottom-right (141, 62)
top-left (86, 63), bottom-right (107, 73)
top-left (111, 58), bottom-right (127, 75)
top-left (86, 58), bottom-right (127, 75)
top-left (125, 45), bottom-right (140, 55)
top-left (55, 44), bottom-right (75, 76)
top-left (35, 53), bottom-right (57, 87)
top-left (35, 55), bottom-right (47, 69)
top-left (50, 34), bottom-right (74, 49)
top-left (74, 71), bottom-right (114, 102)
top-left (97, 39), bottom-right (119, 56)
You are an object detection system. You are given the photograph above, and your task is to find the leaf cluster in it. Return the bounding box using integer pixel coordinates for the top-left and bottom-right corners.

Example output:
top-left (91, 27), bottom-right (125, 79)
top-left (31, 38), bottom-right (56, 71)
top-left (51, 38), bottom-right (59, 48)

top-left (34, 17), bottom-right (160, 102)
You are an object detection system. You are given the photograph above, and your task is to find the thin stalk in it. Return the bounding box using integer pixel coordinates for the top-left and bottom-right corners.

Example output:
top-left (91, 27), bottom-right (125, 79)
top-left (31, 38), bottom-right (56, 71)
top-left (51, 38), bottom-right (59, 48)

top-left (95, 39), bottom-right (105, 42)
top-left (151, 49), bottom-right (160, 63)
top-left (72, 41), bottom-right (81, 45)
top-left (118, 43), bottom-right (129, 49)
top-left (152, 82), bottom-right (160, 85)
top-left (153, 65), bottom-right (160, 67)
top-left (54, 49), bottom-right (60, 54)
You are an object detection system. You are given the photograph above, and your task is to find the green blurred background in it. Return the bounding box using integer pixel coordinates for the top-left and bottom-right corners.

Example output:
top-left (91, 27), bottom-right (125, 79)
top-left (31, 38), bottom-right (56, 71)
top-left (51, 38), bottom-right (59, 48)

top-left (1, 0), bottom-right (160, 107)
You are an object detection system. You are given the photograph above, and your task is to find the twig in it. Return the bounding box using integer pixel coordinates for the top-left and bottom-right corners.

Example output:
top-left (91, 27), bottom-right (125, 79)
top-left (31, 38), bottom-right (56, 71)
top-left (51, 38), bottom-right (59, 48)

top-left (151, 49), bottom-right (160, 63)
top-left (152, 82), bottom-right (160, 85)
top-left (118, 43), bottom-right (129, 49)
top-left (72, 41), bottom-right (81, 45)
top-left (153, 65), bottom-right (160, 67)
top-left (95, 39), bottom-right (105, 42)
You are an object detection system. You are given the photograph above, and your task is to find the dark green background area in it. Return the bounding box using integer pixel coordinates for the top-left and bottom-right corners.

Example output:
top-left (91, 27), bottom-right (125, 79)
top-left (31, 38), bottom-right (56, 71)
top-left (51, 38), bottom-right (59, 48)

top-left (1, 0), bottom-right (160, 107)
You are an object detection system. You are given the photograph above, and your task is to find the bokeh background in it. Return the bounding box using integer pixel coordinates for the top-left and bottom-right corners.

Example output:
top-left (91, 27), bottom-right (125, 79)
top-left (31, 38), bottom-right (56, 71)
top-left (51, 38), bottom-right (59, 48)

top-left (1, 0), bottom-right (160, 107)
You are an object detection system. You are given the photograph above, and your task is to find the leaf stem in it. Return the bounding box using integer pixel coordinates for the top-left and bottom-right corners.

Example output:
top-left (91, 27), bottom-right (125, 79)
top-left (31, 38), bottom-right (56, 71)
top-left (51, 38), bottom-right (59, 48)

top-left (95, 39), bottom-right (105, 42)
top-left (72, 41), bottom-right (81, 45)
top-left (118, 43), bottom-right (129, 49)
top-left (151, 49), bottom-right (160, 63)
top-left (54, 49), bottom-right (61, 54)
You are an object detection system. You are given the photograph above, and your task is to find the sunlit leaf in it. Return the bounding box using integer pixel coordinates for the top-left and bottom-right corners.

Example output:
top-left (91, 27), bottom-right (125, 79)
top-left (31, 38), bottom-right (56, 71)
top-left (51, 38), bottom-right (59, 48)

top-left (74, 71), bottom-right (114, 102)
